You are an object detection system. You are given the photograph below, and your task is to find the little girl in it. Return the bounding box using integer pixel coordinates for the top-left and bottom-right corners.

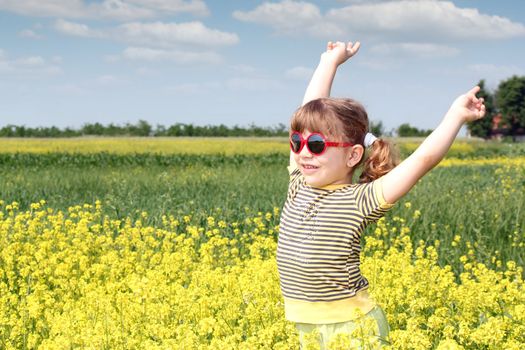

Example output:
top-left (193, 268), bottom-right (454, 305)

top-left (276, 41), bottom-right (485, 349)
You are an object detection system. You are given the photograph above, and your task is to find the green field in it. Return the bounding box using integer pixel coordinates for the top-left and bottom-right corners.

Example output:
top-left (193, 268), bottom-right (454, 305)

top-left (1, 137), bottom-right (525, 349)
top-left (1, 139), bottom-right (524, 272)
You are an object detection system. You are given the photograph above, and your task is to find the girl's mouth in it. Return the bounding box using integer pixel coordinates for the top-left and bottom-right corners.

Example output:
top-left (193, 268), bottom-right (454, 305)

top-left (301, 164), bottom-right (319, 173)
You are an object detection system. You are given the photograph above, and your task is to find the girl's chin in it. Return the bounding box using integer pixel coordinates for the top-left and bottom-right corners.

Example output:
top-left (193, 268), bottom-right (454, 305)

top-left (303, 172), bottom-right (352, 188)
top-left (303, 175), bottom-right (327, 188)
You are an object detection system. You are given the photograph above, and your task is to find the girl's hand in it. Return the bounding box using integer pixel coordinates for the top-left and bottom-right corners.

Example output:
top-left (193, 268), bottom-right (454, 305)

top-left (320, 41), bottom-right (360, 67)
top-left (448, 86), bottom-right (486, 123)
top-left (301, 41), bottom-right (360, 106)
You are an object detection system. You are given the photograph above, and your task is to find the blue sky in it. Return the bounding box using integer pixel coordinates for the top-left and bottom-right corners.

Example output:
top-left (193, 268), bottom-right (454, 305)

top-left (1, 0), bottom-right (524, 135)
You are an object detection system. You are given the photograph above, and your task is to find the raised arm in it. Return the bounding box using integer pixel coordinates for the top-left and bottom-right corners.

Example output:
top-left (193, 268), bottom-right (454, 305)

top-left (381, 86), bottom-right (486, 204)
top-left (302, 41), bottom-right (361, 106)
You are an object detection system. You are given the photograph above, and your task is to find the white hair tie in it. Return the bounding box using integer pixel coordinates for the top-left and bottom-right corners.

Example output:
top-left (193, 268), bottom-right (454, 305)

top-left (364, 133), bottom-right (378, 148)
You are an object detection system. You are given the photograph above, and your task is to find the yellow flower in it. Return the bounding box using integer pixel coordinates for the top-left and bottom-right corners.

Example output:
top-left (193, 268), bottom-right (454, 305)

top-left (1, 199), bottom-right (523, 349)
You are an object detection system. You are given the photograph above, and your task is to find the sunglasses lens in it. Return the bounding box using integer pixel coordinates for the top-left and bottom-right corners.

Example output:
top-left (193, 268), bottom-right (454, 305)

top-left (290, 133), bottom-right (302, 153)
top-left (308, 134), bottom-right (326, 154)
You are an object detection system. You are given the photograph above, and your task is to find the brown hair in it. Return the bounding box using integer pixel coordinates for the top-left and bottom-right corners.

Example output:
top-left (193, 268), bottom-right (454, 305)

top-left (290, 98), bottom-right (399, 183)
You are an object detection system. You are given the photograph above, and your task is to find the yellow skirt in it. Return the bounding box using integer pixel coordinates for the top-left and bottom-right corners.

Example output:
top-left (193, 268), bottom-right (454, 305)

top-left (295, 305), bottom-right (391, 349)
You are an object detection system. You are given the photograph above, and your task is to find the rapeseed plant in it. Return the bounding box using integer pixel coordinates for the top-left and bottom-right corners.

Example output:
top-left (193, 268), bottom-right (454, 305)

top-left (0, 201), bottom-right (523, 349)
top-left (0, 138), bottom-right (288, 155)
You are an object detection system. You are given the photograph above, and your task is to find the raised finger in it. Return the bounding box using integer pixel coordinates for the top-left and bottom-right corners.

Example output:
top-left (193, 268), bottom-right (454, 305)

top-left (349, 41), bottom-right (361, 55)
top-left (346, 42), bottom-right (354, 53)
top-left (468, 86), bottom-right (480, 96)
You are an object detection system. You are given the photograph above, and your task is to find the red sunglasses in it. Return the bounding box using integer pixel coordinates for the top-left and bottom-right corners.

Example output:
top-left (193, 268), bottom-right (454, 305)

top-left (290, 131), bottom-right (353, 155)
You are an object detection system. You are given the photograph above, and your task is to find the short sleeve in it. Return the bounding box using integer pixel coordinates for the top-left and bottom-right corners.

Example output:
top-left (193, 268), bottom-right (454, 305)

top-left (286, 165), bottom-right (303, 201)
top-left (354, 177), bottom-right (395, 224)
top-left (287, 153), bottom-right (298, 175)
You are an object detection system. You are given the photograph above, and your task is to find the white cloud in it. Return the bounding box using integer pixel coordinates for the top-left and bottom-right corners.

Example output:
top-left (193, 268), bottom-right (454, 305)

top-left (327, 1), bottom-right (525, 40)
top-left (468, 63), bottom-right (524, 75)
top-left (356, 60), bottom-right (390, 71)
top-left (51, 83), bottom-right (87, 95)
top-left (125, 0), bottom-right (209, 16)
top-left (50, 75), bottom-right (128, 95)
top-left (0, 50), bottom-right (62, 76)
top-left (285, 66), bottom-right (313, 80)
top-left (0, 0), bottom-right (87, 19)
top-left (233, 0), bottom-right (342, 37)
top-left (136, 66), bottom-right (160, 76)
top-left (336, 0), bottom-right (422, 3)
top-left (121, 46), bottom-right (222, 64)
top-left (0, 0), bottom-right (209, 20)
top-left (370, 43), bottom-right (460, 58)
top-left (115, 21), bottom-right (239, 48)
top-left (234, 0), bottom-right (525, 40)
top-left (161, 63), bottom-right (286, 93)
top-left (18, 29), bottom-right (43, 39)
top-left (51, 56), bottom-right (63, 64)
top-left (94, 0), bottom-right (155, 21)
top-left (233, 0), bottom-right (320, 30)
top-left (0, 50), bottom-right (9, 72)
top-left (53, 20), bottom-right (239, 48)
top-left (230, 64), bottom-right (257, 74)
top-left (14, 56), bottom-right (46, 67)
top-left (468, 64), bottom-right (524, 88)
top-left (54, 19), bottom-right (104, 38)
top-left (226, 77), bottom-right (285, 91)
top-left (54, 19), bottom-right (237, 67)
top-left (166, 81), bottom-right (221, 94)
top-left (104, 54), bottom-right (121, 63)
top-left (96, 74), bottom-right (121, 85)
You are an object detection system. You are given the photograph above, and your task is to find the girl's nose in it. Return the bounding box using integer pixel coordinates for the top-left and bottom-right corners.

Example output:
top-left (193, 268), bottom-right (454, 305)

top-left (299, 144), bottom-right (313, 158)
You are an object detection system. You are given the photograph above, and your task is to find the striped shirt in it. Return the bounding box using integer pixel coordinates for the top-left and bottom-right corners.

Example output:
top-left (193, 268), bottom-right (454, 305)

top-left (277, 166), bottom-right (395, 324)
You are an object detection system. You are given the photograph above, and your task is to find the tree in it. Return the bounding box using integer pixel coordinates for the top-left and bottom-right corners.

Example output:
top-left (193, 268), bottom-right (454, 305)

top-left (369, 120), bottom-right (384, 136)
top-left (165, 123), bottom-right (183, 136)
top-left (466, 80), bottom-right (495, 139)
top-left (107, 123), bottom-right (123, 136)
top-left (154, 124), bottom-right (166, 136)
top-left (82, 122), bottom-right (105, 135)
top-left (136, 120), bottom-right (152, 136)
top-left (397, 123), bottom-right (432, 137)
top-left (124, 120), bottom-right (152, 136)
top-left (496, 75), bottom-right (525, 140)
top-left (0, 125), bottom-right (16, 137)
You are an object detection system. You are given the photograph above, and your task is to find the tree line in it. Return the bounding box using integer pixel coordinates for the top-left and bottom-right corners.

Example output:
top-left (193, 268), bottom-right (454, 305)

top-left (0, 121), bottom-right (290, 138)
top-left (0, 120), bottom-right (389, 138)
top-left (0, 119), bottom-right (465, 139)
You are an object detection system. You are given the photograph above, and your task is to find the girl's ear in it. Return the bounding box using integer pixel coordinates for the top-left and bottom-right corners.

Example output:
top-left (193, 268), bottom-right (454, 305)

top-left (346, 145), bottom-right (364, 168)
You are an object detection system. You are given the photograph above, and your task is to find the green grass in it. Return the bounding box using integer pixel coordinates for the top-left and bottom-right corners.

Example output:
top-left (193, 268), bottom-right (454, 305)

top-left (392, 164), bottom-right (524, 269)
top-left (0, 151), bottom-right (524, 274)
top-left (0, 155), bottom-right (286, 225)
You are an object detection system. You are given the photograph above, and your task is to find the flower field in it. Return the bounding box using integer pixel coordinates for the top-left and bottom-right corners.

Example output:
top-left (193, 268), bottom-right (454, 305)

top-left (0, 138), bottom-right (524, 349)
top-left (0, 137), bottom-right (289, 155)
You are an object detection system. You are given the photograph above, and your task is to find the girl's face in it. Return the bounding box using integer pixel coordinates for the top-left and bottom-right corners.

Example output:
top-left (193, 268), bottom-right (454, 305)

top-left (292, 129), bottom-right (363, 188)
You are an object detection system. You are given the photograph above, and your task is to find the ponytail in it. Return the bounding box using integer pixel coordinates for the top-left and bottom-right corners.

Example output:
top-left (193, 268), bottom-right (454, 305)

top-left (358, 138), bottom-right (399, 183)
